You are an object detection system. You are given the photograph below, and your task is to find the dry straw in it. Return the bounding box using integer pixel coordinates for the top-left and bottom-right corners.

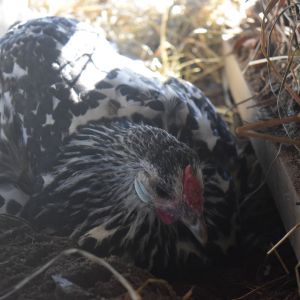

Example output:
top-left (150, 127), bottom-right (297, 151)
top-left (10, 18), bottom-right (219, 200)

top-left (236, 0), bottom-right (300, 146)
top-left (28, 0), bottom-right (227, 86)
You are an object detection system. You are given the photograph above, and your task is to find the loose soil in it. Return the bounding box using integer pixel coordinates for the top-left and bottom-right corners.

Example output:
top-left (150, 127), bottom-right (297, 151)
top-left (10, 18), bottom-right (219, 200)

top-left (0, 215), bottom-right (298, 300)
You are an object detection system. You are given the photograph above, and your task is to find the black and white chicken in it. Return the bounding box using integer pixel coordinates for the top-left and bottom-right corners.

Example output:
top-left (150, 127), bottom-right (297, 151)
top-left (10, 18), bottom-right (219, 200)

top-left (0, 17), bottom-right (243, 273)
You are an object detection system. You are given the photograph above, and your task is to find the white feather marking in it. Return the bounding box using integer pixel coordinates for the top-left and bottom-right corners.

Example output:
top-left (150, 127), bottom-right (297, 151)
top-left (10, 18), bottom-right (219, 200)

top-left (41, 173), bottom-right (54, 187)
top-left (69, 100), bottom-right (109, 134)
top-left (82, 225), bottom-right (117, 244)
top-left (69, 88), bottom-right (81, 103)
top-left (193, 117), bottom-right (218, 150)
top-left (45, 114), bottom-right (55, 125)
top-left (52, 96), bottom-right (60, 111)
top-left (2, 62), bottom-right (27, 79)
top-left (0, 184), bottom-right (29, 215)
top-left (22, 126), bottom-right (28, 144)
top-left (0, 92), bottom-right (13, 123)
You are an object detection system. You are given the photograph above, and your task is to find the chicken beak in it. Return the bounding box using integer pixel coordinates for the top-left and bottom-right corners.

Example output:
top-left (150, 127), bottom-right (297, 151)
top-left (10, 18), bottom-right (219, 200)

top-left (180, 203), bottom-right (208, 245)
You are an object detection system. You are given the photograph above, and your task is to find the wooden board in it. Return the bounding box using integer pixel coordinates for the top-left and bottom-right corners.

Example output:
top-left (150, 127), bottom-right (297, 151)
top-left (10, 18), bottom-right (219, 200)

top-left (223, 41), bottom-right (300, 260)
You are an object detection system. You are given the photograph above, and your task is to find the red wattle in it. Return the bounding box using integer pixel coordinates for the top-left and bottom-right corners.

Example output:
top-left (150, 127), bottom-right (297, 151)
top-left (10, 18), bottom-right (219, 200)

top-left (156, 209), bottom-right (175, 224)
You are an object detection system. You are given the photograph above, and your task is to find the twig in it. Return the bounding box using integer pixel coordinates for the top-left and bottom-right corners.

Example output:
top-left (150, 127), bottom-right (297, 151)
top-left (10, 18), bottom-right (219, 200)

top-left (182, 286), bottom-right (194, 300)
top-left (159, 3), bottom-right (172, 76)
top-left (247, 56), bottom-right (289, 67)
top-left (267, 223), bottom-right (300, 297)
top-left (261, 2), bottom-right (300, 106)
top-left (268, 223), bottom-right (300, 255)
top-left (236, 114), bottom-right (300, 146)
top-left (231, 274), bottom-right (288, 300)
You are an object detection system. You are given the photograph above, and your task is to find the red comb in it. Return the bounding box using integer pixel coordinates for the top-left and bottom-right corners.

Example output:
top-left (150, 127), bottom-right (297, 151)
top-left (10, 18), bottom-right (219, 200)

top-left (183, 165), bottom-right (204, 212)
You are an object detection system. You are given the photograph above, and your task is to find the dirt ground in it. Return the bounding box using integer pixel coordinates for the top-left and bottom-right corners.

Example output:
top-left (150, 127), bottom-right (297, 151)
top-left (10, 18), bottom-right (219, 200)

top-left (0, 215), bottom-right (179, 300)
top-left (0, 214), bottom-right (298, 300)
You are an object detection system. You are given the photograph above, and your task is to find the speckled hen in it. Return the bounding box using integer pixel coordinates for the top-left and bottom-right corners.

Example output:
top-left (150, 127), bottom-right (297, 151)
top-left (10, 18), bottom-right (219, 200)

top-left (0, 17), bottom-right (239, 273)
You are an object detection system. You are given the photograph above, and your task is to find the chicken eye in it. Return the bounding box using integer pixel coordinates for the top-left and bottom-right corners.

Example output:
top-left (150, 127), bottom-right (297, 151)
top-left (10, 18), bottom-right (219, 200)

top-left (155, 186), bottom-right (169, 198)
